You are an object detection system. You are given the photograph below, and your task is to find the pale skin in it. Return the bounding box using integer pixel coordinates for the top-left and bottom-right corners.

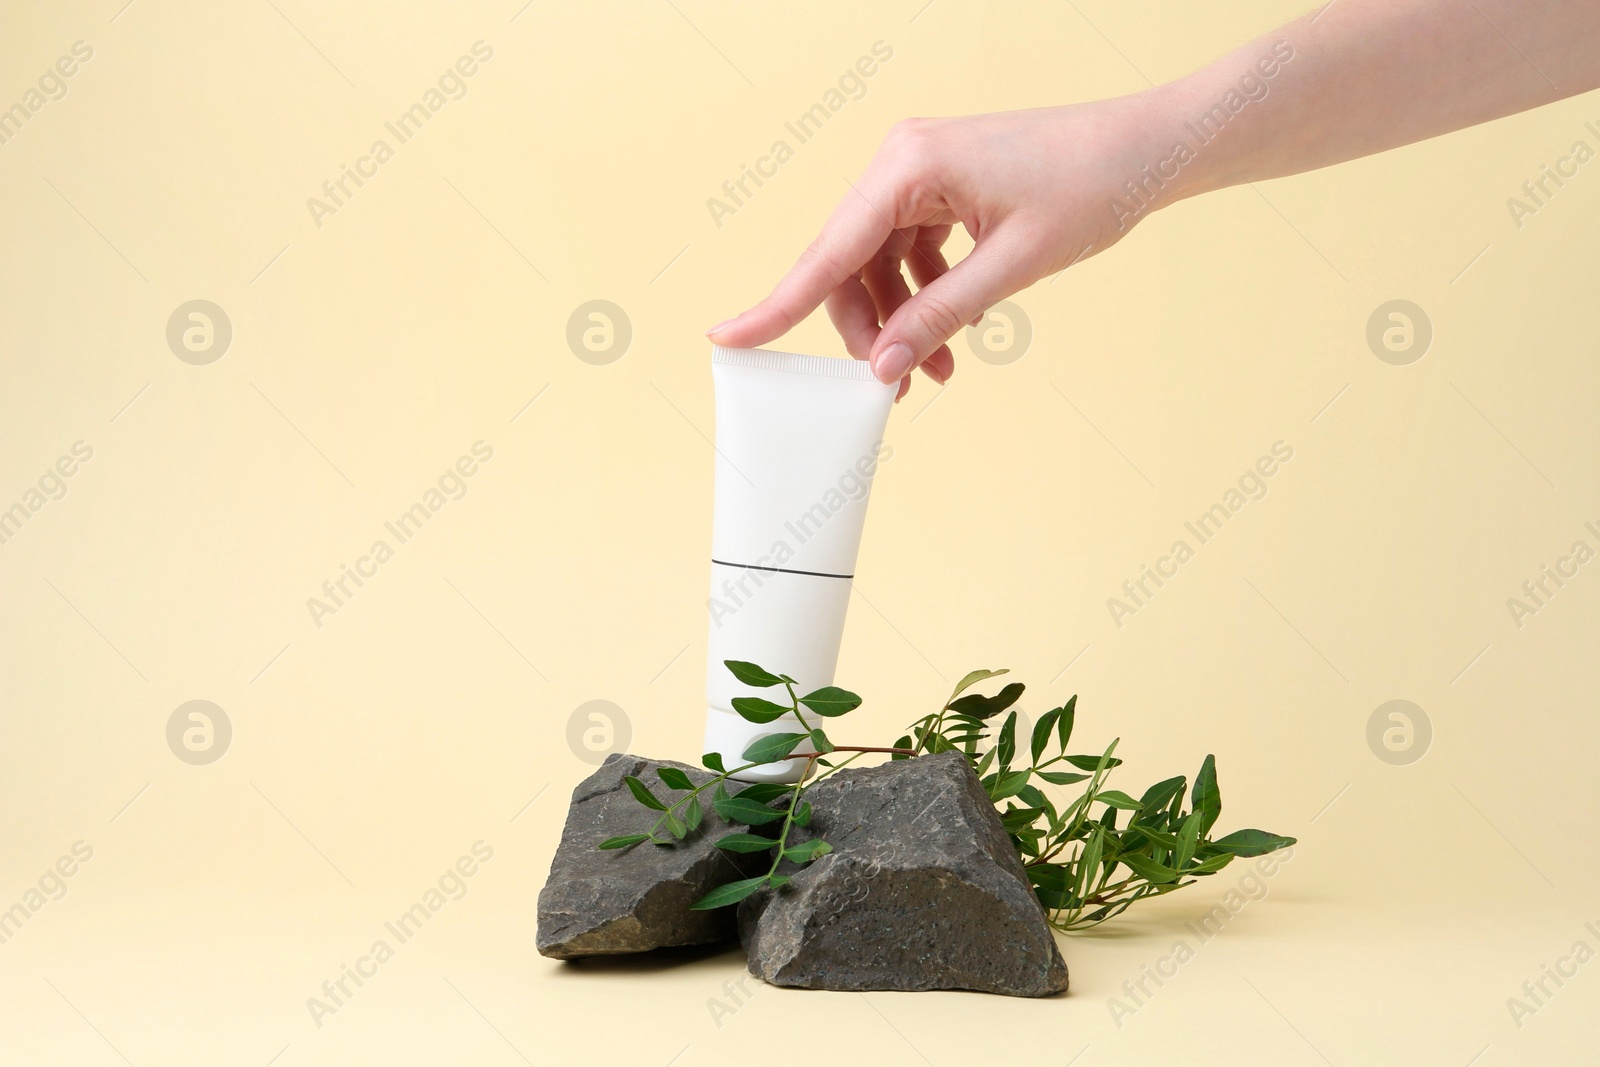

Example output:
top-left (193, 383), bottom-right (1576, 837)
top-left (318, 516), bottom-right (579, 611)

top-left (707, 0), bottom-right (1600, 399)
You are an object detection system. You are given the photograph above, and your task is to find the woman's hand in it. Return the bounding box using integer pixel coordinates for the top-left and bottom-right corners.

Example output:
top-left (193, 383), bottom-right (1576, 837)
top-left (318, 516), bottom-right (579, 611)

top-left (707, 95), bottom-right (1182, 398)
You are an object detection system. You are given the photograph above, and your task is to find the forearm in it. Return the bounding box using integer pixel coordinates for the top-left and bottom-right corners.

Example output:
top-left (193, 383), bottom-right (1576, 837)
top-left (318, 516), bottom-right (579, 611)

top-left (1150, 0), bottom-right (1600, 201)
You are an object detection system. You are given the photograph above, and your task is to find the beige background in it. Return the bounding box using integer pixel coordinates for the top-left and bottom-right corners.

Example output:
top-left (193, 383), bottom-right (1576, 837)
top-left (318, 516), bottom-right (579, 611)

top-left (2, 0), bottom-right (1597, 1063)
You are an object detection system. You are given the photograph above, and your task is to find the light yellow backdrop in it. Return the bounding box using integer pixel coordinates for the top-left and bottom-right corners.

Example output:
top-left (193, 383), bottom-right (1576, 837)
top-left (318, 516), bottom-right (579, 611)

top-left (2, 1), bottom-right (1596, 1063)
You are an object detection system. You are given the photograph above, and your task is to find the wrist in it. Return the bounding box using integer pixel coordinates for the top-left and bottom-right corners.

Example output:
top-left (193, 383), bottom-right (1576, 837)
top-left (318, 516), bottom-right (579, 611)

top-left (1138, 34), bottom-right (1309, 202)
top-left (1077, 86), bottom-right (1215, 238)
top-left (1119, 81), bottom-right (1238, 210)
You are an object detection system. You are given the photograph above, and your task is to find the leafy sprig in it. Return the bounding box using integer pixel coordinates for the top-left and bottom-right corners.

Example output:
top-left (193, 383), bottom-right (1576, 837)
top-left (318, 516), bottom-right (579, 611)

top-left (598, 661), bottom-right (910, 909)
top-left (904, 669), bottom-right (1295, 930)
top-left (599, 662), bottom-right (1295, 926)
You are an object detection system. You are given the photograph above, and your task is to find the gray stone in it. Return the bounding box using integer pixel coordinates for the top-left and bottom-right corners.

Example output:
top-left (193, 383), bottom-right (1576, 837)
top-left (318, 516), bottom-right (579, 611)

top-left (538, 753), bottom-right (766, 959)
top-left (738, 750), bottom-right (1068, 996)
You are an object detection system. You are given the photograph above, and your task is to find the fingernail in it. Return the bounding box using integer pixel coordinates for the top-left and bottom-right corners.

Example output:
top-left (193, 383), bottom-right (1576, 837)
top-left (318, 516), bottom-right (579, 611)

top-left (873, 341), bottom-right (915, 383)
top-left (705, 318), bottom-right (735, 337)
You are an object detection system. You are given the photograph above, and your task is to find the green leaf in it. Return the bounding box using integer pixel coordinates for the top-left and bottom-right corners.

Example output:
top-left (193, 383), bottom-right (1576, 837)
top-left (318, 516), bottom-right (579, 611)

top-left (991, 682), bottom-right (1026, 712)
top-left (783, 839), bottom-right (833, 863)
top-left (733, 783), bottom-right (790, 804)
top-left (799, 686), bottom-right (861, 717)
top-left (947, 682), bottom-right (1026, 720)
top-left (1030, 863), bottom-right (1075, 910)
top-left (685, 796), bottom-right (703, 833)
top-left (1211, 829), bottom-right (1296, 857)
top-left (623, 775), bottom-right (666, 811)
top-left (1126, 825), bottom-right (1178, 850)
top-left (724, 660), bottom-right (783, 688)
top-left (946, 694), bottom-right (994, 717)
top-left (731, 696), bottom-right (792, 724)
top-left (1064, 753), bottom-right (1124, 771)
top-left (945, 668), bottom-right (1009, 706)
top-left (690, 876), bottom-right (769, 910)
top-left (663, 809), bottom-right (687, 839)
top-left (598, 834), bottom-right (648, 850)
top-left (891, 735), bottom-right (913, 761)
top-left (1118, 852), bottom-right (1179, 884)
top-left (1056, 695), bottom-right (1077, 749)
top-left (768, 873), bottom-right (791, 889)
top-left (793, 801), bottom-right (812, 827)
top-left (1037, 770), bottom-right (1091, 786)
top-left (1096, 789), bottom-right (1143, 810)
top-left (715, 833), bottom-right (780, 853)
top-left (712, 796), bottom-right (787, 826)
top-left (1029, 864), bottom-right (1070, 892)
top-left (1188, 853), bottom-right (1236, 874)
top-left (1031, 708), bottom-right (1061, 764)
top-left (1138, 775), bottom-right (1186, 814)
top-left (1018, 784), bottom-right (1051, 811)
top-left (701, 752), bottom-right (726, 773)
top-left (996, 710), bottom-right (1018, 768)
top-left (1175, 810), bottom-right (1202, 869)
top-left (741, 732), bottom-right (808, 765)
top-left (809, 728), bottom-right (835, 755)
top-left (657, 767), bottom-right (694, 791)
top-left (1075, 825), bottom-right (1105, 902)
top-left (1192, 754), bottom-right (1221, 835)
top-left (1001, 806), bottom-right (1045, 832)
top-left (990, 769), bottom-right (1033, 801)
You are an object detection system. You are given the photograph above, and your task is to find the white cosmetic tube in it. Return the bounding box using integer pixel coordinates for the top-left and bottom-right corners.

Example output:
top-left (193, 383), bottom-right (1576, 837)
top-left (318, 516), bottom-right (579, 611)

top-left (704, 346), bottom-right (896, 783)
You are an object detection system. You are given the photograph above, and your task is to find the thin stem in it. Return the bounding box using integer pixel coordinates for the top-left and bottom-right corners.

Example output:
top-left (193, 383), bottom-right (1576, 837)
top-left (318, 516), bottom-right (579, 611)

top-left (763, 752), bottom-right (819, 880)
top-left (769, 745), bottom-right (917, 762)
top-left (919, 706), bottom-right (951, 756)
top-left (819, 749), bottom-right (869, 774)
top-left (782, 678), bottom-right (815, 734)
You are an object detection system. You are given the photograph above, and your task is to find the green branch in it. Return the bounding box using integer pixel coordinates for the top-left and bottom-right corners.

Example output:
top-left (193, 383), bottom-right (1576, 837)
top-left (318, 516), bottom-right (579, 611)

top-left (600, 660), bottom-right (1295, 928)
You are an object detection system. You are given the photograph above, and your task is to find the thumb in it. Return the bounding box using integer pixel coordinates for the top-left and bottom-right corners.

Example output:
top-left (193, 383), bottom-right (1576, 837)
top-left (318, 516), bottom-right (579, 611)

top-left (867, 230), bottom-right (1034, 384)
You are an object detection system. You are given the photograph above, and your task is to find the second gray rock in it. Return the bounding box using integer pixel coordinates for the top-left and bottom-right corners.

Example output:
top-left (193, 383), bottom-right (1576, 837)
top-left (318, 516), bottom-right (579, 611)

top-left (738, 750), bottom-right (1068, 997)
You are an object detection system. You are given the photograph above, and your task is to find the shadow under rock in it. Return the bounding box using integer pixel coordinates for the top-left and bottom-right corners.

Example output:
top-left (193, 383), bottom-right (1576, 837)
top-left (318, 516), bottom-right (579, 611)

top-left (552, 940), bottom-right (747, 976)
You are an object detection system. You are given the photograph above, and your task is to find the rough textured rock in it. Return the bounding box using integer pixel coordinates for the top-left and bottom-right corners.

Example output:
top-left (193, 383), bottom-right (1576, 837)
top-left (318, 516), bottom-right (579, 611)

top-left (538, 753), bottom-right (765, 959)
top-left (738, 750), bottom-right (1068, 996)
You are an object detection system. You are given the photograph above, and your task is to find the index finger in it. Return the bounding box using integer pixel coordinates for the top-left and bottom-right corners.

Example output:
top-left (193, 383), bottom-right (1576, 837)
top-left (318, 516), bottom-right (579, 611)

top-left (707, 176), bottom-right (900, 349)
